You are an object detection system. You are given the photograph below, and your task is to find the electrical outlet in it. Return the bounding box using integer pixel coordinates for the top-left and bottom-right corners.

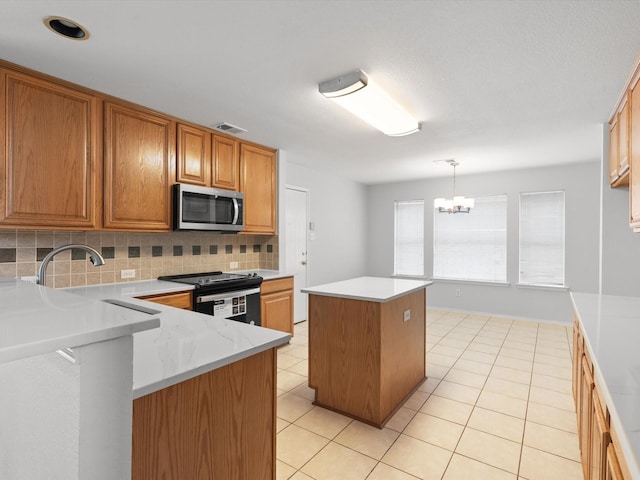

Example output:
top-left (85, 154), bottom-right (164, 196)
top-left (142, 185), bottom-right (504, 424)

top-left (229, 261), bottom-right (238, 269)
top-left (455, 289), bottom-right (461, 297)
top-left (120, 269), bottom-right (136, 279)
top-left (403, 309), bottom-right (411, 321)
top-left (20, 276), bottom-right (38, 284)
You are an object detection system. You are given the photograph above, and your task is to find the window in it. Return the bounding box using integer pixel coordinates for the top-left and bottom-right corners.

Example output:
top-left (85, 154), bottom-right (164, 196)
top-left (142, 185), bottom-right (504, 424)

top-left (394, 200), bottom-right (424, 276)
top-left (433, 194), bottom-right (507, 282)
top-left (519, 191), bottom-right (565, 286)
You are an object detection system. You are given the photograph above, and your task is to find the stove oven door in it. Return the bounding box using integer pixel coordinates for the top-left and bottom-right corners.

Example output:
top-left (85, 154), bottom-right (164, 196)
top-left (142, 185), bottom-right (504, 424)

top-left (195, 288), bottom-right (261, 326)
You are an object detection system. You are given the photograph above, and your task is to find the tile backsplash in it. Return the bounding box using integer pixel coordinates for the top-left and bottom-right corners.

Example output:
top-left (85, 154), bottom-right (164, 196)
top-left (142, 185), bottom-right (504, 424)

top-left (0, 230), bottom-right (279, 288)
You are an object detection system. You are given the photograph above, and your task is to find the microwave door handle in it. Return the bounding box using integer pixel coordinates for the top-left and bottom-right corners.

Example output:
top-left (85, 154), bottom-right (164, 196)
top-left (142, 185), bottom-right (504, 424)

top-left (232, 198), bottom-right (239, 224)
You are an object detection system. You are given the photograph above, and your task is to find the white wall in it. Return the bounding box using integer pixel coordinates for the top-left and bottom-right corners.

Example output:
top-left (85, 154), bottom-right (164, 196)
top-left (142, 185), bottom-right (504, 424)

top-left (367, 161), bottom-right (601, 323)
top-left (285, 161), bottom-right (368, 286)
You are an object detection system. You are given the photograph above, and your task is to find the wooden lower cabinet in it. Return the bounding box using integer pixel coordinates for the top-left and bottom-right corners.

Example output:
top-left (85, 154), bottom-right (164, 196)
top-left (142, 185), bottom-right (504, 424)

top-left (591, 391), bottom-right (609, 480)
top-left (137, 291), bottom-right (192, 310)
top-left (132, 348), bottom-right (276, 480)
top-left (580, 354), bottom-right (595, 477)
top-left (573, 318), bottom-right (633, 480)
top-left (260, 277), bottom-right (294, 335)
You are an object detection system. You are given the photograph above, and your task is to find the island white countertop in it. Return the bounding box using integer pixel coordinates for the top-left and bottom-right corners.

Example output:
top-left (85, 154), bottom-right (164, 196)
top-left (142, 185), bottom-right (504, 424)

top-left (0, 277), bottom-right (160, 365)
top-left (66, 279), bottom-right (291, 398)
top-left (571, 292), bottom-right (640, 479)
top-left (301, 276), bottom-right (433, 302)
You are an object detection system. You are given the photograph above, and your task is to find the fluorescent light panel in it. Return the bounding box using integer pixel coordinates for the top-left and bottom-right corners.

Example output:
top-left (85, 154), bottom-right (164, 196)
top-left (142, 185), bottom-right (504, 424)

top-left (319, 70), bottom-right (420, 137)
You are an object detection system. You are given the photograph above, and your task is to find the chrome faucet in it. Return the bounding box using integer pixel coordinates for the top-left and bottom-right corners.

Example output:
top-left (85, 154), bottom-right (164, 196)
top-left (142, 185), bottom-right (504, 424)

top-left (36, 244), bottom-right (106, 286)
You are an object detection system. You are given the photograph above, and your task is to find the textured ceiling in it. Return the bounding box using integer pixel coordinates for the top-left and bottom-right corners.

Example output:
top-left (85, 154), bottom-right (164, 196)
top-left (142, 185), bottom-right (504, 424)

top-left (2, 0), bottom-right (640, 184)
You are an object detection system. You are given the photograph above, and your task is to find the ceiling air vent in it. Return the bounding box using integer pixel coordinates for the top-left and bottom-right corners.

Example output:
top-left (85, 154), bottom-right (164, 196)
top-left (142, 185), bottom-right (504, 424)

top-left (213, 122), bottom-right (247, 135)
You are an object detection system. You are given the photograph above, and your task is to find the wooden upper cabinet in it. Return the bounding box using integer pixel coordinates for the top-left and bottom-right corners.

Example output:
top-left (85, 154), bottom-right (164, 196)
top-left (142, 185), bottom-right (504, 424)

top-left (610, 117), bottom-right (620, 186)
top-left (176, 123), bottom-right (210, 186)
top-left (618, 98), bottom-right (630, 178)
top-left (629, 74), bottom-right (640, 229)
top-left (240, 143), bottom-right (277, 235)
top-left (0, 68), bottom-right (101, 229)
top-left (104, 102), bottom-right (175, 231)
top-left (212, 135), bottom-right (239, 190)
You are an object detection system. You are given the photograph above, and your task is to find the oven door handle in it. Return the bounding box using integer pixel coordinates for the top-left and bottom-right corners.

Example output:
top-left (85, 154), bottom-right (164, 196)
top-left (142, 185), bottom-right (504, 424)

top-left (232, 198), bottom-right (239, 225)
top-left (196, 288), bottom-right (261, 303)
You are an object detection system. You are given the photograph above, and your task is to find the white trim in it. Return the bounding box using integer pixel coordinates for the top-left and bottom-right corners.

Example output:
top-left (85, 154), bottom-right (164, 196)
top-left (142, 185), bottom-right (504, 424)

top-left (515, 283), bottom-right (569, 291)
top-left (431, 277), bottom-right (511, 287)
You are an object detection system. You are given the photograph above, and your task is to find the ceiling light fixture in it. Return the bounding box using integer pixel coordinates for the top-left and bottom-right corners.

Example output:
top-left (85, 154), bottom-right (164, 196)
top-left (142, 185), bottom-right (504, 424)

top-left (318, 69), bottom-right (421, 137)
top-left (434, 160), bottom-right (474, 214)
top-left (44, 16), bottom-right (89, 40)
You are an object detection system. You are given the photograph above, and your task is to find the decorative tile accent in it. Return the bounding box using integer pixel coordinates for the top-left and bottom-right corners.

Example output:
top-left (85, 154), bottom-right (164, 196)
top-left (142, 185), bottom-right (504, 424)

top-left (71, 249), bottom-right (86, 260)
top-left (152, 246), bottom-right (163, 257)
top-left (253, 244), bottom-right (261, 253)
top-left (37, 247), bottom-right (53, 261)
top-left (267, 244), bottom-right (273, 253)
top-left (173, 245), bottom-right (183, 256)
top-left (209, 245), bottom-right (218, 255)
top-left (192, 245), bottom-right (201, 255)
top-left (0, 248), bottom-right (16, 263)
top-left (225, 245), bottom-right (233, 254)
top-left (240, 244), bottom-right (247, 253)
top-left (101, 246), bottom-right (115, 259)
top-left (128, 246), bottom-right (140, 258)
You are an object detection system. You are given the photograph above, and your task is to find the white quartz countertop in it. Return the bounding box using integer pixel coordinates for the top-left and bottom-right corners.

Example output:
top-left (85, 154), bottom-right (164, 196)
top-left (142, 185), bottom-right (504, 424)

top-left (571, 292), bottom-right (640, 478)
top-left (65, 279), bottom-right (290, 398)
top-left (0, 277), bottom-right (159, 365)
top-left (301, 276), bottom-right (432, 302)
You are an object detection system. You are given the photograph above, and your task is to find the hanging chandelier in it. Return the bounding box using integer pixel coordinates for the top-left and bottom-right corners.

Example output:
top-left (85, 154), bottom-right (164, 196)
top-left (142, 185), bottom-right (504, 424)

top-left (434, 160), bottom-right (474, 214)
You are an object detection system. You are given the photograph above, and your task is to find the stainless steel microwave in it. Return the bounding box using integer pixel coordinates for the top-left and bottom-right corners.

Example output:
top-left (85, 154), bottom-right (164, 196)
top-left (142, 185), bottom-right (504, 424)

top-left (173, 184), bottom-right (244, 232)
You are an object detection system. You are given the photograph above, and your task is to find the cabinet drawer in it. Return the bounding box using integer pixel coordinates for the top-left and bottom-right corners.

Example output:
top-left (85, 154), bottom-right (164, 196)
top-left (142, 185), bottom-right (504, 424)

top-left (137, 291), bottom-right (193, 310)
top-left (261, 276), bottom-right (293, 295)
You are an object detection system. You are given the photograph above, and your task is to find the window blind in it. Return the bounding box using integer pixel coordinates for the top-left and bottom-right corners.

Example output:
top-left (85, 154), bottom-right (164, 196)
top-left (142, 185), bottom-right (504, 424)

top-left (433, 194), bottom-right (507, 282)
top-left (519, 191), bottom-right (565, 286)
top-left (394, 200), bottom-right (424, 276)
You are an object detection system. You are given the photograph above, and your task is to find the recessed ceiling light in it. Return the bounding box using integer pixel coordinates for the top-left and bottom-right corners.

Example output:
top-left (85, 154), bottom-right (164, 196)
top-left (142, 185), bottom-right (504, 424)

top-left (44, 16), bottom-right (89, 40)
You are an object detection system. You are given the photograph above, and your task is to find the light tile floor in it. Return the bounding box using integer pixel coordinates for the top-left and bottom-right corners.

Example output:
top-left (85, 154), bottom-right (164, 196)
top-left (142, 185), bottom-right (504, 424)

top-left (276, 309), bottom-right (583, 480)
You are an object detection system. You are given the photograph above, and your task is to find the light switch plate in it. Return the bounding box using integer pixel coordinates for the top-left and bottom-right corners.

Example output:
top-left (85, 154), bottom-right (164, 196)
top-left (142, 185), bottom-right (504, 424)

top-left (229, 261), bottom-right (238, 269)
top-left (403, 309), bottom-right (411, 321)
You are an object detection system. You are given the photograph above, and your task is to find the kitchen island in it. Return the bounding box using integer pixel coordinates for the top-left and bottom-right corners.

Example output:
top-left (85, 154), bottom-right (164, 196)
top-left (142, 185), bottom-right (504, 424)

top-left (302, 276), bottom-right (432, 427)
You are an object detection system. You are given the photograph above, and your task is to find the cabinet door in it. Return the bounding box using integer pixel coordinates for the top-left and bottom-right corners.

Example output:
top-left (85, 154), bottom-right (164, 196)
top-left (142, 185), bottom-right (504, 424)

top-left (176, 123), bottom-right (210, 186)
top-left (240, 143), bottom-right (276, 234)
top-left (212, 135), bottom-right (239, 190)
top-left (0, 69), bottom-right (100, 228)
top-left (618, 98), bottom-right (630, 177)
top-left (629, 75), bottom-right (640, 227)
top-left (261, 291), bottom-right (293, 335)
top-left (580, 355), bottom-right (595, 478)
top-left (572, 318), bottom-right (582, 405)
top-left (591, 391), bottom-right (609, 480)
top-left (104, 102), bottom-right (175, 231)
top-left (606, 444), bottom-right (625, 480)
top-left (137, 291), bottom-right (192, 310)
top-left (610, 118), bottom-right (620, 185)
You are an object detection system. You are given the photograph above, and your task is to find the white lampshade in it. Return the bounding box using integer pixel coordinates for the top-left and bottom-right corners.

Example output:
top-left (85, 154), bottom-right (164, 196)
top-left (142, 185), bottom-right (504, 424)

top-left (434, 198), bottom-right (446, 209)
top-left (319, 70), bottom-right (421, 137)
top-left (463, 198), bottom-right (475, 209)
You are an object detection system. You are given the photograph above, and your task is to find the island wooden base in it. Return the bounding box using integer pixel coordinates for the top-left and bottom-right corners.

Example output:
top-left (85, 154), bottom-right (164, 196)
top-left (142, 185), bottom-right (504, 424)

top-left (308, 288), bottom-right (426, 428)
top-left (132, 348), bottom-right (276, 480)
